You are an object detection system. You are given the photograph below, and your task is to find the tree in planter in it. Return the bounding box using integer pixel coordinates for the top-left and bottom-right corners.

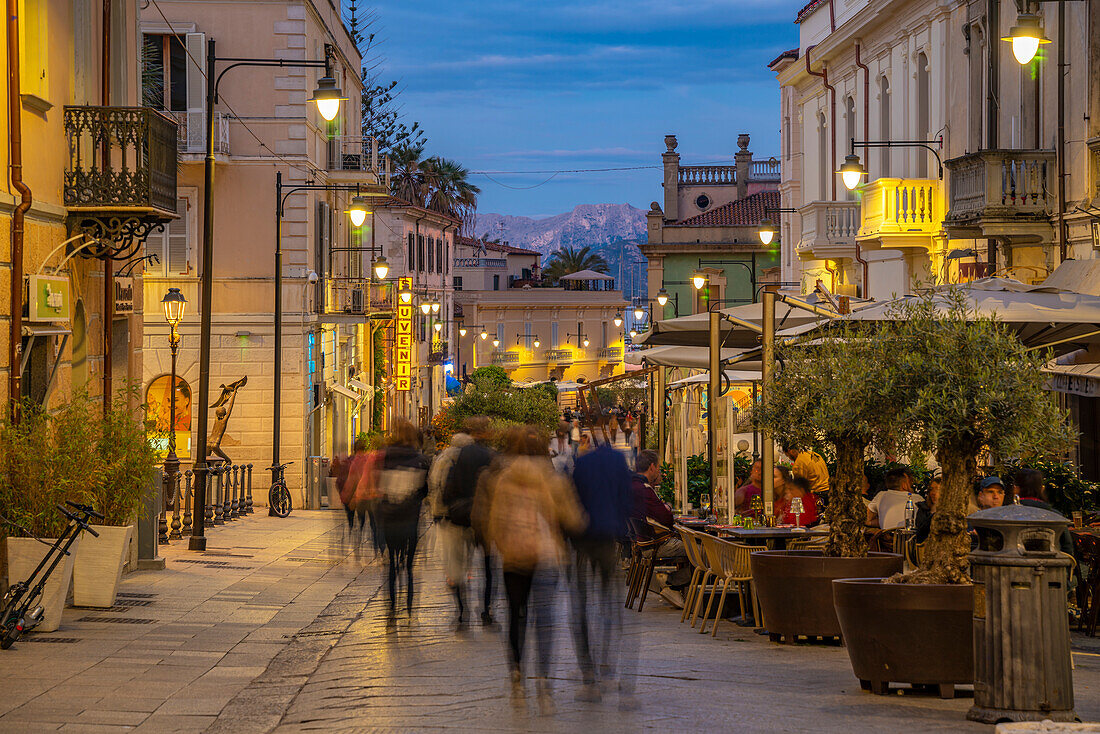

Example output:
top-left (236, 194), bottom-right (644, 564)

top-left (91, 390), bottom-right (159, 526)
top-left (884, 291), bottom-right (1074, 584)
top-left (757, 318), bottom-right (901, 557)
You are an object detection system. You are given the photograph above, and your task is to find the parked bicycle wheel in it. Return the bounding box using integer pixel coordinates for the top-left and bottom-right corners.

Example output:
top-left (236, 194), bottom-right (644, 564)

top-left (269, 481), bottom-right (292, 518)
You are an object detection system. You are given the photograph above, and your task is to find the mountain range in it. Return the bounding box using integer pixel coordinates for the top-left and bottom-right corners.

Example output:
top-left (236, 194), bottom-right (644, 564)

top-left (474, 203), bottom-right (649, 299)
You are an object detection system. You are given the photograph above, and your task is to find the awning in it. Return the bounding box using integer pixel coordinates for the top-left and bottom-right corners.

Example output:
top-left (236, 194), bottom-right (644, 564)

top-left (668, 369), bottom-right (761, 388)
top-left (1041, 259), bottom-right (1100, 297)
top-left (626, 345), bottom-right (761, 369)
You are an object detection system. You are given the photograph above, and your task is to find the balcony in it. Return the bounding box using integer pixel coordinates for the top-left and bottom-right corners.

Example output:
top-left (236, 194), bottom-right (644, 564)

top-left (943, 149), bottom-right (1055, 245)
top-left (856, 177), bottom-right (944, 251)
top-left (327, 136), bottom-right (384, 181)
top-left (678, 164), bottom-right (736, 185)
top-left (64, 106), bottom-right (178, 259)
top-left (598, 347), bottom-right (623, 362)
top-left (454, 257), bottom-right (507, 269)
top-left (321, 281), bottom-right (394, 319)
top-left (797, 201), bottom-right (859, 260)
top-left (546, 349), bottom-right (573, 365)
top-left (171, 110), bottom-right (229, 156)
top-left (750, 159), bottom-right (781, 183)
top-left (491, 351), bottom-right (520, 368)
top-left (429, 340), bottom-right (449, 364)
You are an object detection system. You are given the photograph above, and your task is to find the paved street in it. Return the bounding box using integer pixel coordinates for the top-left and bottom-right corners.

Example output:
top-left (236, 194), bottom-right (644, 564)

top-left (2, 511), bottom-right (1099, 733)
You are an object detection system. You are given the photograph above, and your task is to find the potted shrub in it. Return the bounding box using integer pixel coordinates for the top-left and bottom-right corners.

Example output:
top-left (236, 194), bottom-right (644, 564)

top-left (833, 291), bottom-right (1074, 696)
top-left (753, 317), bottom-right (904, 643)
top-left (73, 390), bottom-right (158, 608)
top-left (0, 398), bottom-right (101, 631)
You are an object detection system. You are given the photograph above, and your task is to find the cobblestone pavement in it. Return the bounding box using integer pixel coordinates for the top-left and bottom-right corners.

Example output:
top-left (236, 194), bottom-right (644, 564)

top-left (3, 513), bottom-right (1099, 733)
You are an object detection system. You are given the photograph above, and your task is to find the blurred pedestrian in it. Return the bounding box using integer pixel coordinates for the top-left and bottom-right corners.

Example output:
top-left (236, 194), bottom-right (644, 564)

top-left (443, 416), bottom-right (498, 627)
top-left (484, 425), bottom-right (585, 712)
top-left (570, 424), bottom-right (634, 703)
top-left (346, 436), bottom-right (382, 554)
top-left (549, 421), bottom-right (574, 475)
top-left (376, 420), bottom-right (430, 629)
top-left (428, 431), bottom-right (475, 630)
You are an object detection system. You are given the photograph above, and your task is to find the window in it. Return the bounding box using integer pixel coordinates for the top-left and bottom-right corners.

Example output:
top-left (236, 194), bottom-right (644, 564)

top-left (493, 274), bottom-right (500, 290)
top-left (453, 276), bottom-right (463, 291)
top-left (436, 239), bottom-right (443, 274)
top-left (418, 234), bottom-right (425, 273)
top-left (695, 193), bottom-right (710, 210)
top-left (150, 197), bottom-right (191, 276)
top-left (601, 321), bottom-right (608, 348)
top-left (19, 0), bottom-right (48, 104)
top-left (407, 233), bottom-right (415, 271)
top-left (551, 322), bottom-right (558, 348)
top-left (427, 236), bottom-right (434, 273)
top-left (817, 112), bottom-right (828, 200)
top-left (496, 323), bottom-right (504, 344)
top-left (916, 53), bottom-right (930, 177)
top-left (879, 76), bottom-right (891, 176)
top-left (142, 34), bottom-right (187, 111)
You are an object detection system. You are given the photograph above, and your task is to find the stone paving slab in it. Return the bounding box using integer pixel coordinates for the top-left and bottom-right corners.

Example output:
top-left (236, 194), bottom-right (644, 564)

top-left (0, 511), bottom-right (374, 730)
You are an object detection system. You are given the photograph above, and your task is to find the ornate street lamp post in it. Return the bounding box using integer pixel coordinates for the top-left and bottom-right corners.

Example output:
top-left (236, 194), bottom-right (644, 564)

top-left (161, 287), bottom-right (187, 499)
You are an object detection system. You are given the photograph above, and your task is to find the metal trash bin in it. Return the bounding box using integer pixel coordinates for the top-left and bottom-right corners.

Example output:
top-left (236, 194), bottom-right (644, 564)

top-left (967, 504), bottom-right (1075, 724)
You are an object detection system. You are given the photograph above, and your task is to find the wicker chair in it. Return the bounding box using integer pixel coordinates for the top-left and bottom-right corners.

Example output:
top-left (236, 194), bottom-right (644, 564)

top-left (701, 537), bottom-right (758, 637)
top-left (678, 527), bottom-right (711, 626)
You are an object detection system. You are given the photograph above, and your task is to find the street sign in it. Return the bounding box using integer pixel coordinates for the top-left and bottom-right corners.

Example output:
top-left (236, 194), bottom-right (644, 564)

top-left (27, 275), bottom-right (71, 323)
top-left (114, 276), bottom-right (135, 314)
top-left (395, 277), bottom-right (413, 391)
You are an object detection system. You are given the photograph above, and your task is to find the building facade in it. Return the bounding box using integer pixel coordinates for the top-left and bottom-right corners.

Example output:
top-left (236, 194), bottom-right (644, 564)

top-left (773, 0), bottom-right (1098, 300)
top-left (453, 238), bottom-right (629, 384)
top-left (642, 134), bottom-right (781, 321)
top-left (139, 0), bottom-right (379, 504)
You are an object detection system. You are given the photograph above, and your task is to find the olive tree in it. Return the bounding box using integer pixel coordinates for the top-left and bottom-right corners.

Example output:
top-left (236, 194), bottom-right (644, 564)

top-left (884, 291), bottom-right (1074, 584)
top-left (758, 318), bottom-right (901, 557)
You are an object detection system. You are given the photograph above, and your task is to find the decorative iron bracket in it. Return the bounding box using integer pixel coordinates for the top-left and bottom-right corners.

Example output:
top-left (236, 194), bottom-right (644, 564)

top-left (66, 213), bottom-right (169, 261)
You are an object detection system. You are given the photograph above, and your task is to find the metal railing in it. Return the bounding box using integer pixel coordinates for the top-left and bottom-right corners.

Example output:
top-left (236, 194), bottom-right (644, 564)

top-left (160, 463), bottom-right (254, 543)
top-left (454, 257), bottom-right (507, 269)
top-left (64, 106), bottom-right (178, 214)
top-left (323, 280), bottom-right (394, 315)
top-left (171, 110), bottom-right (229, 155)
top-left (944, 149), bottom-right (1056, 221)
top-left (328, 136), bottom-right (382, 173)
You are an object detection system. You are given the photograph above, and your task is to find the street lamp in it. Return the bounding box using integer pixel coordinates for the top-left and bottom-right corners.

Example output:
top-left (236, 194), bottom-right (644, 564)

top-left (346, 195), bottom-right (370, 228)
top-left (459, 326), bottom-right (467, 337)
top-left (633, 306), bottom-right (645, 321)
top-left (160, 287), bottom-right (187, 502)
top-left (372, 255), bottom-right (389, 280)
top-left (613, 312), bottom-right (623, 328)
top-left (492, 338), bottom-right (500, 348)
top-left (399, 286), bottom-right (413, 304)
top-left (583, 337), bottom-right (590, 348)
top-left (480, 329), bottom-right (488, 340)
top-left (657, 289), bottom-right (669, 306)
top-left (839, 153), bottom-right (867, 191)
top-left (431, 301), bottom-right (441, 315)
top-left (757, 217), bottom-right (777, 246)
top-left (194, 40), bottom-right (349, 551)
top-left (1003, 12), bottom-right (1049, 65)
top-left (840, 138), bottom-right (943, 191)
top-left (533, 337), bottom-right (540, 348)
top-left (692, 271), bottom-right (707, 290)
top-left (629, 328), bottom-right (637, 338)
top-left (420, 302), bottom-right (432, 315)
top-left (434, 321), bottom-right (443, 333)
top-left (308, 74), bottom-right (347, 122)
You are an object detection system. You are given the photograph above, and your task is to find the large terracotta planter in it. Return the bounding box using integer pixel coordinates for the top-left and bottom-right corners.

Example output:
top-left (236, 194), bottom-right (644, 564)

top-left (833, 578), bottom-right (973, 697)
top-left (750, 550), bottom-right (903, 643)
top-left (5, 536), bottom-right (80, 632)
top-left (73, 525), bottom-right (133, 608)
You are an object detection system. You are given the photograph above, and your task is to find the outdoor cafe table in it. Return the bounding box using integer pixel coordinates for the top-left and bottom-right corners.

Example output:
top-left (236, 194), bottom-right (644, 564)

top-left (714, 526), bottom-right (828, 550)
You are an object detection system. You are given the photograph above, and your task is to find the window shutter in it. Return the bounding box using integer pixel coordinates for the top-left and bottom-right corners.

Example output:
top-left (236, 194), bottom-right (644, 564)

top-left (166, 197), bottom-right (190, 275)
top-left (184, 33), bottom-right (206, 151)
top-left (407, 232), bottom-right (415, 271)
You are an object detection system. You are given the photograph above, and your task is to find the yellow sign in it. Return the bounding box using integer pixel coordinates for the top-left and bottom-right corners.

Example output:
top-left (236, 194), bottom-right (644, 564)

top-left (395, 277), bottom-right (413, 391)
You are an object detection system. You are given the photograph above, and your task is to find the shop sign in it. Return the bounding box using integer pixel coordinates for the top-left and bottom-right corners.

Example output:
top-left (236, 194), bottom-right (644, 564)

top-left (1049, 372), bottom-right (1100, 398)
top-left (114, 277), bottom-right (135, 314)
top-left (27, 275), bottom-right (71, 323)
top-left (395, 277), bottom-right (413, 391)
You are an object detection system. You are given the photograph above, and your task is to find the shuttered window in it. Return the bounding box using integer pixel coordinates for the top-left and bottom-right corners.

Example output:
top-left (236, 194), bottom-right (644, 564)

top-left (151, 196), bottom-right (191, 276)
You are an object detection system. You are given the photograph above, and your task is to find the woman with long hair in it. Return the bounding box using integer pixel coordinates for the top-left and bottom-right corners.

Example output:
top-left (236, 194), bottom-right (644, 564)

top-left (376, 419), bottom-right (429, 629)
top-left (483, 425), bottom-right (586, 711)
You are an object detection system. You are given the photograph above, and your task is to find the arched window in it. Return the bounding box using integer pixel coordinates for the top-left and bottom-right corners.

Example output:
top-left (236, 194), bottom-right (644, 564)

top-left (146, 374), bottom-right (193, 459)
top-left (817, 111), bottom-right (828, 200)
top-left (916, 52), bottom-right (930, 177)
top-left (879, 75), bottom-right (891, 176)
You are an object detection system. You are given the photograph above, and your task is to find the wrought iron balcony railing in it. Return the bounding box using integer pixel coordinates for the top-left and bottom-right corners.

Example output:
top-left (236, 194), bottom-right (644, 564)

top-left (944, 149), bottom-right (1056, 223)
top-left (323, 280), bottom-right (394, 316)
top-left (64, 106), bottom-right (177, 215)
top-left (328, 136), bottom-right (383, 173)
top-left (171, 110), bottom-right (229, 155)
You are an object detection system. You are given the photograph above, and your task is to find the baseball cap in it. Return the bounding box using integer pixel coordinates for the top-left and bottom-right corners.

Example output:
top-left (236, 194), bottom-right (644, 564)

top-left (979, 476), bottom-right (1004, 490)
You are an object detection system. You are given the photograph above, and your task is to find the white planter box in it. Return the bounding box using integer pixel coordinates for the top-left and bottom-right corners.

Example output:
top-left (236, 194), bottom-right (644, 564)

top-left (72, 525), bottom-right (133, 608)
top-left (5, 536), bottom-right (80, 633)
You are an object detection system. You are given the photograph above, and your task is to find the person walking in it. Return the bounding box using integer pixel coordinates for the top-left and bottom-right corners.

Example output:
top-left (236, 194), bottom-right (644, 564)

top-left (484, 425), bottom-right (586, 712)
top-left (549, 421), bottom-right (574, 475)
top-left (428, 431), bottom-right (475, 629)
top-left (376, 420), bottom-right (430, 630)
top-left (570, 425), bottom-right (634, 703)
top-left (442, 416), bottom-right (498, 627)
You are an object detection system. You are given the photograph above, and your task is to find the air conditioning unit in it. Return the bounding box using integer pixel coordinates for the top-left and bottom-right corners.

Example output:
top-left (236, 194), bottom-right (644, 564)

top-left (350, 288), bottom-right (365, 314)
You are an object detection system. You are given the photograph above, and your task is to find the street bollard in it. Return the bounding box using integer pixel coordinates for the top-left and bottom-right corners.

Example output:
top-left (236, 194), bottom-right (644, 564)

top-left (224, 464), bottom-right (235, 520)
top-left (245, 464), bottom-right (254, 513)
top-left (213, 466), bottom-right (225, 525)
top-left (158, 472), bottom-right (170, 545)
top-left (967, 504), bottom-right (1075, 724)
top-left (169, 471), bottom-right (182, 540)
top-left (182, 470), bottom-right (193, 536)
top-left (230, 465), bottom-right (240, 519)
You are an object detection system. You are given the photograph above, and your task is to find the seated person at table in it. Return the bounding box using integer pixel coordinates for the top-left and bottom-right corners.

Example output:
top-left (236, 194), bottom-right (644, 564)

top-left (866, 468), bottom-right (920, 529)
top-left (784, 444), bottom-right (830, 494)
top-left (630, 450), bottom-right (687, 560)
top-left (1013, 469), bottom-right (1074, 557)
top-left (973, 475), bottom-right (1009, 512)
top-left (774, 475), bottom-right (819, 526)
top-left (734, 460), bottom-right (763, 516)
top-left (914, 477), bottom-right (941, 543)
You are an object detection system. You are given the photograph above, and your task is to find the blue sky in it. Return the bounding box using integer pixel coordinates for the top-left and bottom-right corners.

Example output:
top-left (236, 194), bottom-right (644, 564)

top-left (360, 1), bottom-right (806, 217)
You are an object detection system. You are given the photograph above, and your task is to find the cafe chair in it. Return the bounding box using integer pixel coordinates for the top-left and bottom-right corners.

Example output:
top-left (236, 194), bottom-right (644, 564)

top-left (625, 518), bottom-right (665, 612)
top-left (677, 527), bottom-right (708, 625)
top-left (708, 540), bottom-right (759, 638)
top-left (696, 533), bottom-right (728, 635)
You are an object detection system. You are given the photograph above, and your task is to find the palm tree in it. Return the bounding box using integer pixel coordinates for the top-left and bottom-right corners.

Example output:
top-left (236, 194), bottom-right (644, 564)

top-left (423, 157), bottom-right (480, 236)
top-left (390, 141), bottom-right (428, 206)
top-left (541, 246), bottom-right (610, 284)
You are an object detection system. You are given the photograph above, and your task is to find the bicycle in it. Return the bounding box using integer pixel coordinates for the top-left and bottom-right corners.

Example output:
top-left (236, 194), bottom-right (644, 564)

top-left (1, 502), bottom-right (102, 649)
top-left (268, 461), bottom-right (293, 518)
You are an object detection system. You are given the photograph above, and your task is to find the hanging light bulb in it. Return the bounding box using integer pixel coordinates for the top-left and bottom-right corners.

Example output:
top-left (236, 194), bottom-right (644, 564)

top-left (838, 153), bottom-right (867, 191)
top-left (1003, 12), bottom-right (1049, 65)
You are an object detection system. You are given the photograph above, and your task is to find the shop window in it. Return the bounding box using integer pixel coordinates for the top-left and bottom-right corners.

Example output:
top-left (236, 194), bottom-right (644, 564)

top-left (145, 374), bottom-right (193, 459)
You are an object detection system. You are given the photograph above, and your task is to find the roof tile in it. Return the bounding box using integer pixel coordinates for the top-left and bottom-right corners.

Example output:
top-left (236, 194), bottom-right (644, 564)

top-left (672, 190), bottom-right (780, 227)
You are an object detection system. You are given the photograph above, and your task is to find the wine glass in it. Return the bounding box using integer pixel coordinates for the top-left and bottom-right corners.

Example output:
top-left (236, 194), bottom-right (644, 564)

top-left (700, 493), bottom-right (711, 520)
